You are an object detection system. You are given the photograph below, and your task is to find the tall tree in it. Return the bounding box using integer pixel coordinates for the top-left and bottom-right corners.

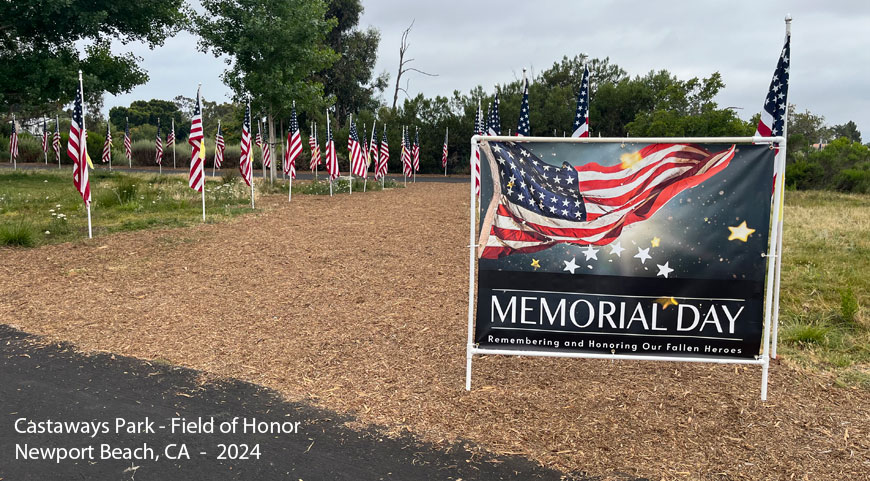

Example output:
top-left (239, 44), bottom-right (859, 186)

top-left (831, 120), bottom-right (862, 143)
top-left (195, 0), bottom-right (338, 181)
top-left (391, 20), bottom-right (437, 110)
top-left (0, 0), bottom-right (185, 116)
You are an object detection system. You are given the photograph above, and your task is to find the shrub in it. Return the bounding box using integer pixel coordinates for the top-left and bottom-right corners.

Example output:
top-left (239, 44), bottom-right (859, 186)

top-left (0, 220), bottom-right (37, 247)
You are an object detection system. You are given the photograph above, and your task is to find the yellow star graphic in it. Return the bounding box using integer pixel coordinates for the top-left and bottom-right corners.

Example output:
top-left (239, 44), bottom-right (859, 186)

top-left (728, 221), bottom-right (755, 242)
top-left (651, 236), bottom-right (661, 248)
top-left (530, 259), bottom-right (541, 270)
top-left (655, 297), bottom-right (678, 310)
top-left (506, 180), bottom-right (515, 189)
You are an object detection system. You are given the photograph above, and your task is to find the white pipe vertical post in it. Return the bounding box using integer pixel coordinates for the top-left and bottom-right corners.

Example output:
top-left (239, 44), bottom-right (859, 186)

top-left (772, 14), bottom-right (792, 359)
top-left (78, 71), bottom-right (92, 239)
top-left (199, 83), bottom-right (205, 222)
top-left (465, 135), bottom-right (479, 390)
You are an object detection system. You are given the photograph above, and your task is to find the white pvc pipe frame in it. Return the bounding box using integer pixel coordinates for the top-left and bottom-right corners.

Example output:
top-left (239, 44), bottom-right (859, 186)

top-left (465, 135), bottom-right (786, 401)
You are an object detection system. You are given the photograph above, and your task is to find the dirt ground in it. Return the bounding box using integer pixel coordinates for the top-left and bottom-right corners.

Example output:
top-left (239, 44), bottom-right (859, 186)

top-left (1, 182), bottom-right (868, 480)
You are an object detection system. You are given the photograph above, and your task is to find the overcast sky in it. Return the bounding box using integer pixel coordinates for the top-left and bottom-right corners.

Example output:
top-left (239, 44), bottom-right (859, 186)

top-left (105, 0), bottom-right (870, 138)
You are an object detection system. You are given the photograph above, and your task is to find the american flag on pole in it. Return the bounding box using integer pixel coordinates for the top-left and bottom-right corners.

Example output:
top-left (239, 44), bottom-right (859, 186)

top-left (263, 136), bottom-right (272, 169)
top-left (255, 120), bottom-right (263, 149)
top-left (572, 65), bottom-right (590, 138)
top-left (67, 83), bottom-right (90, 205)
top-left (755, 33), bottom-right (790, 142)
top-left (368, 123), bottom-right (378, 171)
top-left (285, 105), bottom-right (302, 179)
top-left (188, 86), bottom-right (205, 192)
top-left (324, 117), bottom-right (339, 180)
top-left (472, 101), bottom-right (482, 196)
top-left (124, 119), bottom-right (132, 163)
top-left (214, 121), bottom-right (225, 169)
top-left (166, 120), bottom-right (175, 147)
top-left (101, 123), bottom-right (112, 163)
top-left (441, 128), bottom-right (448, 169)
top-left (155, 119), bottom-right (163, 165)
top-left (349, 118), bottom-right (367, 177)
top-left (487, 93), bottom-right (501, 136)
top-left (42, 119), bottom-right (49, 155)
top-left (239, 103), bottom-right (253, 186)
top-left (53, 116), bottom-right (61, 162)
top-left (377, 126), bottom-right (389, 179)
top-left (9, 116), bottom-right (18, 163)
top-left (516, 79), bottom-right (530, 136)
top-left (401, 127), bottom-right (412, 177)
top-left (308, 124), bottom-right (321, 171)
top-left (412, 128), bottom-right (420, 172)
top-left (478, 141), bottom-right (736, 259)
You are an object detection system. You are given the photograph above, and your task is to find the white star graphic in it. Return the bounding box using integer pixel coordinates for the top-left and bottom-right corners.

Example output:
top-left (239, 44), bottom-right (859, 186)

top-left (582, 245), bottom-right (599, 261)
top-left (656, 261), bottom-right (674, 278)
top-left (634, 247), bottom-right (651, 264)
top-left (563, 257), bottom-right (579, 274)
top-left (609, 242), bottom-right (625, 257)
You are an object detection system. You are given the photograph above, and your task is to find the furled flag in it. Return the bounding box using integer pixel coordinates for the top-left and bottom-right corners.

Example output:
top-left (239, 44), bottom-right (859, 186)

top-left (188, 86), bottom-right (205, 192)
top-left (441, 128), bottom-right (448, 169)
top-left (42, 119), bottom-right (49, 156)
top-left (401, 127), bottom-right (413, 177)
top-left (255, 120), bottom-right (263, 149)
top-left (124, 119), bottom-right (132, 163)
top-left (471, 100), bottom-right (483, 196)
top-left (239, 102), bottom-right (253, 186)
top-left (572, 65), bottom-right (591, 138)
top-left (377, 126), bottom-right (389, 179)
top-left (101, 123), bottom-right (112, 163)
top-left (67, 82), bottom-right (90, 205)
top-left (349, 118), bottom-right (367, 177)
top-left (487, 93), bottom-right (501, 135)
top-left (166, 120), bottom-right (175, 148)
top-left (9, 116), bottom-right (18, 163)
top-left (308, 124), bottom-right (321, 171)
top-left (412, 128), bottom-right (420, 172)
top-left (324, 116), bottom-right (339, 180)
top-left (53, 116), bottom-right (61, 162)
top-left (755, 33), bottom-right (790, 141)
top-left (214, 121), bottom-right (225, 169)
top-left (285, 105), bottom-right (302, 179)
top-left (262, 123), bottom-right (272, 170)
top-left (516, 78), bottom-right (530, 136)
top-left (368, 123), bottom-right (378, 170)
top-left (478, 141), bottom-right (736, 259)
top-left (155, 119), bottom-right (163, 165)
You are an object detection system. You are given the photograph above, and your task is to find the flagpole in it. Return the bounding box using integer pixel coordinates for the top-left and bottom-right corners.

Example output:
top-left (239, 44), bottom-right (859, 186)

top-left (348, 114), bottom-right (354, 195)
top-left (771, 14), bottom-right (792, 359)
top-left (413, 126), bottom-right (417, 183)
top-left (313, 121), bottom-right (318, 180)
top-left (403, 126), bottom-right (407, 187)
top-left (444, 126), bottom-right (448, 176)
top-left (362, 120), bottom-right (367, 193)
top-left (326, 108), bottom-right (333, 197)
top-left (198, 84), bottom-right (205, 221)
top-left (11, 114), bottom-right (16, 170)
top-left (213, 119), bottom-right (219, 177)
top-left (44, 120), bottom-right (48, 164)
top-left (57, 115), bottom-right (62, 169)
top-left (78, 71), bottom-right (93, 239)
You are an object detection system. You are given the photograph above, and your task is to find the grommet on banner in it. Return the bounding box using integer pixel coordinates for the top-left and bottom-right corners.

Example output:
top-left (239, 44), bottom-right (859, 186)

top-left (769, 143), bottom-right (775, 150)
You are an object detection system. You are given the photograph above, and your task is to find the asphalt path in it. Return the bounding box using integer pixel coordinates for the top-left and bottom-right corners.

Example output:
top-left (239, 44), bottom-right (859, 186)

top-left (0, 163), bottom-right (469, 184)
top-left (0, 325), bottom-right (588, 481)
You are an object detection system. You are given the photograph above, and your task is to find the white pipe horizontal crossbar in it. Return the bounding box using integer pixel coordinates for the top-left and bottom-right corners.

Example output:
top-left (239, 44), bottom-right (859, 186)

top-left (470, 347), bottom-right (766, 365)
top-left (473, 135), bottom-right (785, 145)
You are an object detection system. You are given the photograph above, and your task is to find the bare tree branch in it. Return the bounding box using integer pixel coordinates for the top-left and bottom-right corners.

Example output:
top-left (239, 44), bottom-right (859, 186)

top-left (391, 19), bottom-right (438, 110)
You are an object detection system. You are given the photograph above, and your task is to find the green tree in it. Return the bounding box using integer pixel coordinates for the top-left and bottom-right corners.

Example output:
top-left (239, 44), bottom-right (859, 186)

top-left (0, 0), bottom-right (185, 117)
top-left (195, 0), bottom-right (339, 181)
top-left (109, 99), bottom-right (189, 138)
top-left (831, 120), bottom-right (862, 144)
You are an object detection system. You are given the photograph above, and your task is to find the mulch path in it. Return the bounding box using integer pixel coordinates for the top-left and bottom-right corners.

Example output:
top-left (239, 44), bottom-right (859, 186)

top-left (1, 183), bottom-right (868, 480)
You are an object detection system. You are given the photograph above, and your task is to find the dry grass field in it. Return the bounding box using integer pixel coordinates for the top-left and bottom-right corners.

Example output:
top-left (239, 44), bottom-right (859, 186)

top-left (1, 182), bottom-right (868, 480)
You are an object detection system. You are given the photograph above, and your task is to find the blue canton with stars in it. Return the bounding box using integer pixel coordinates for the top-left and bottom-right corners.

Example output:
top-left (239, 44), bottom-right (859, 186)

top-left (491, 142), bottom-right (587, 221)
top-left (763, 35), bottom-right (790, 135)
top-left (517, 80), bottom-right (530, 136)
top-left (572, 65), bottom-right (590, 133)
top-left (487, 93), bottom-right (501, 135)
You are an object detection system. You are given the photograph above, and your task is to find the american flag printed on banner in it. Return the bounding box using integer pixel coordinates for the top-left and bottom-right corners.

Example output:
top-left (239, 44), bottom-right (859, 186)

top-left (516, 79), bottom-right (530, 136)
top-left (478, 141), bottom-right (736, 259)
top-left (42, 119), bottom-right (49, 155)
top-left (124, 120), bottom-right (132, 163)
top-left (214, 122), bottom-right (225, 169)
top-left (324, 117), bottom-right (339, 180)
top-left (9, 117), bottom-right (18, 162)
top-left (755, 34), bottom-right (790, 141)
top-left (308, 124), bottom-right (321, 171)
top-left (188, 86), bottom-right (205, 192)
top-left (101, 123), bottom-right (112, 163)
top-left (67, 84), bottom-right (90, 204)
top-left (377, 126), bottom-right (389, 179)
top-left (239, 103), bottom-right (253, 186)
top-left (155, 119), bottom-right (163, 165)
top-left (349, 119), bottom-right (367, 177)
top-left (53, 117), bottom-right (61, 162)
top-left (412, 128), bottom-right (420, 172)
top-left (572, 65), bottom-right (590, 138)
top-left (285, 105), bottom-right (302, 179)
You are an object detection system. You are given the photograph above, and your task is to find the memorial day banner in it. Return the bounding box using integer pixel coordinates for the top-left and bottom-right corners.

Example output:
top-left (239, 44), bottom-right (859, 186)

top-left (474, 140), bottom-right (776, 359)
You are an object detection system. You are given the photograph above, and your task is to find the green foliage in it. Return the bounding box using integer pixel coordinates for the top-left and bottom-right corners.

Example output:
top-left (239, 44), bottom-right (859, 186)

top-left (0, 219), bottom-right (36, 247)
top-left (785, 137), bottom-right (870, 193)
top-left (783, 323), bottom-right (830, 346)
top-left (109, 99), bottom-right (189, 138)
top-left (0, 0), bottom-right (185, 115)
top-left (840, 288), bottom-right (859, 324)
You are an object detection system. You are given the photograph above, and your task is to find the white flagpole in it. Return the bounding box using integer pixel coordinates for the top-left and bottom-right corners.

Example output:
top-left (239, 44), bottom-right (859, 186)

top-left (57, 115), bottom-right (62, 169)
top-left (349, 114), bottom-right (354, 195)
top-left (771, 14), bottom-right (792, 359)
top-left (382, 123), bottom-right (386, 189)
top-left (403, 126), bottom-right (407, 187)
top-left (326, 109), bottom-right (333, 197)
top-left (171, 118), bottom-right (176, 169)
top-left (44, 120), bottom-right (48, 164)
top-left (78, 71), bottom-right (92, 239)
top-left (199, 84), bottom-right (205, 222)
top-left (11, 114), bottom-right (16, 170)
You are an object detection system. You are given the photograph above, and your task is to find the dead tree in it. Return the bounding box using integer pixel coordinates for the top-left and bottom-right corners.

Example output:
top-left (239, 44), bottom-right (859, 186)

top-left (391, 20), bottom-right (437, 110)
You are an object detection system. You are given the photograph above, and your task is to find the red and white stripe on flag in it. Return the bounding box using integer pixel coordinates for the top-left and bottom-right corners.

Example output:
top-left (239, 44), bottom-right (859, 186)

top-left (68, 87), bottom-right (90, 205)
top-left (188, 89), bottom-right (205, 192)
top-left (239, 104), bottom-right (253, 186)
